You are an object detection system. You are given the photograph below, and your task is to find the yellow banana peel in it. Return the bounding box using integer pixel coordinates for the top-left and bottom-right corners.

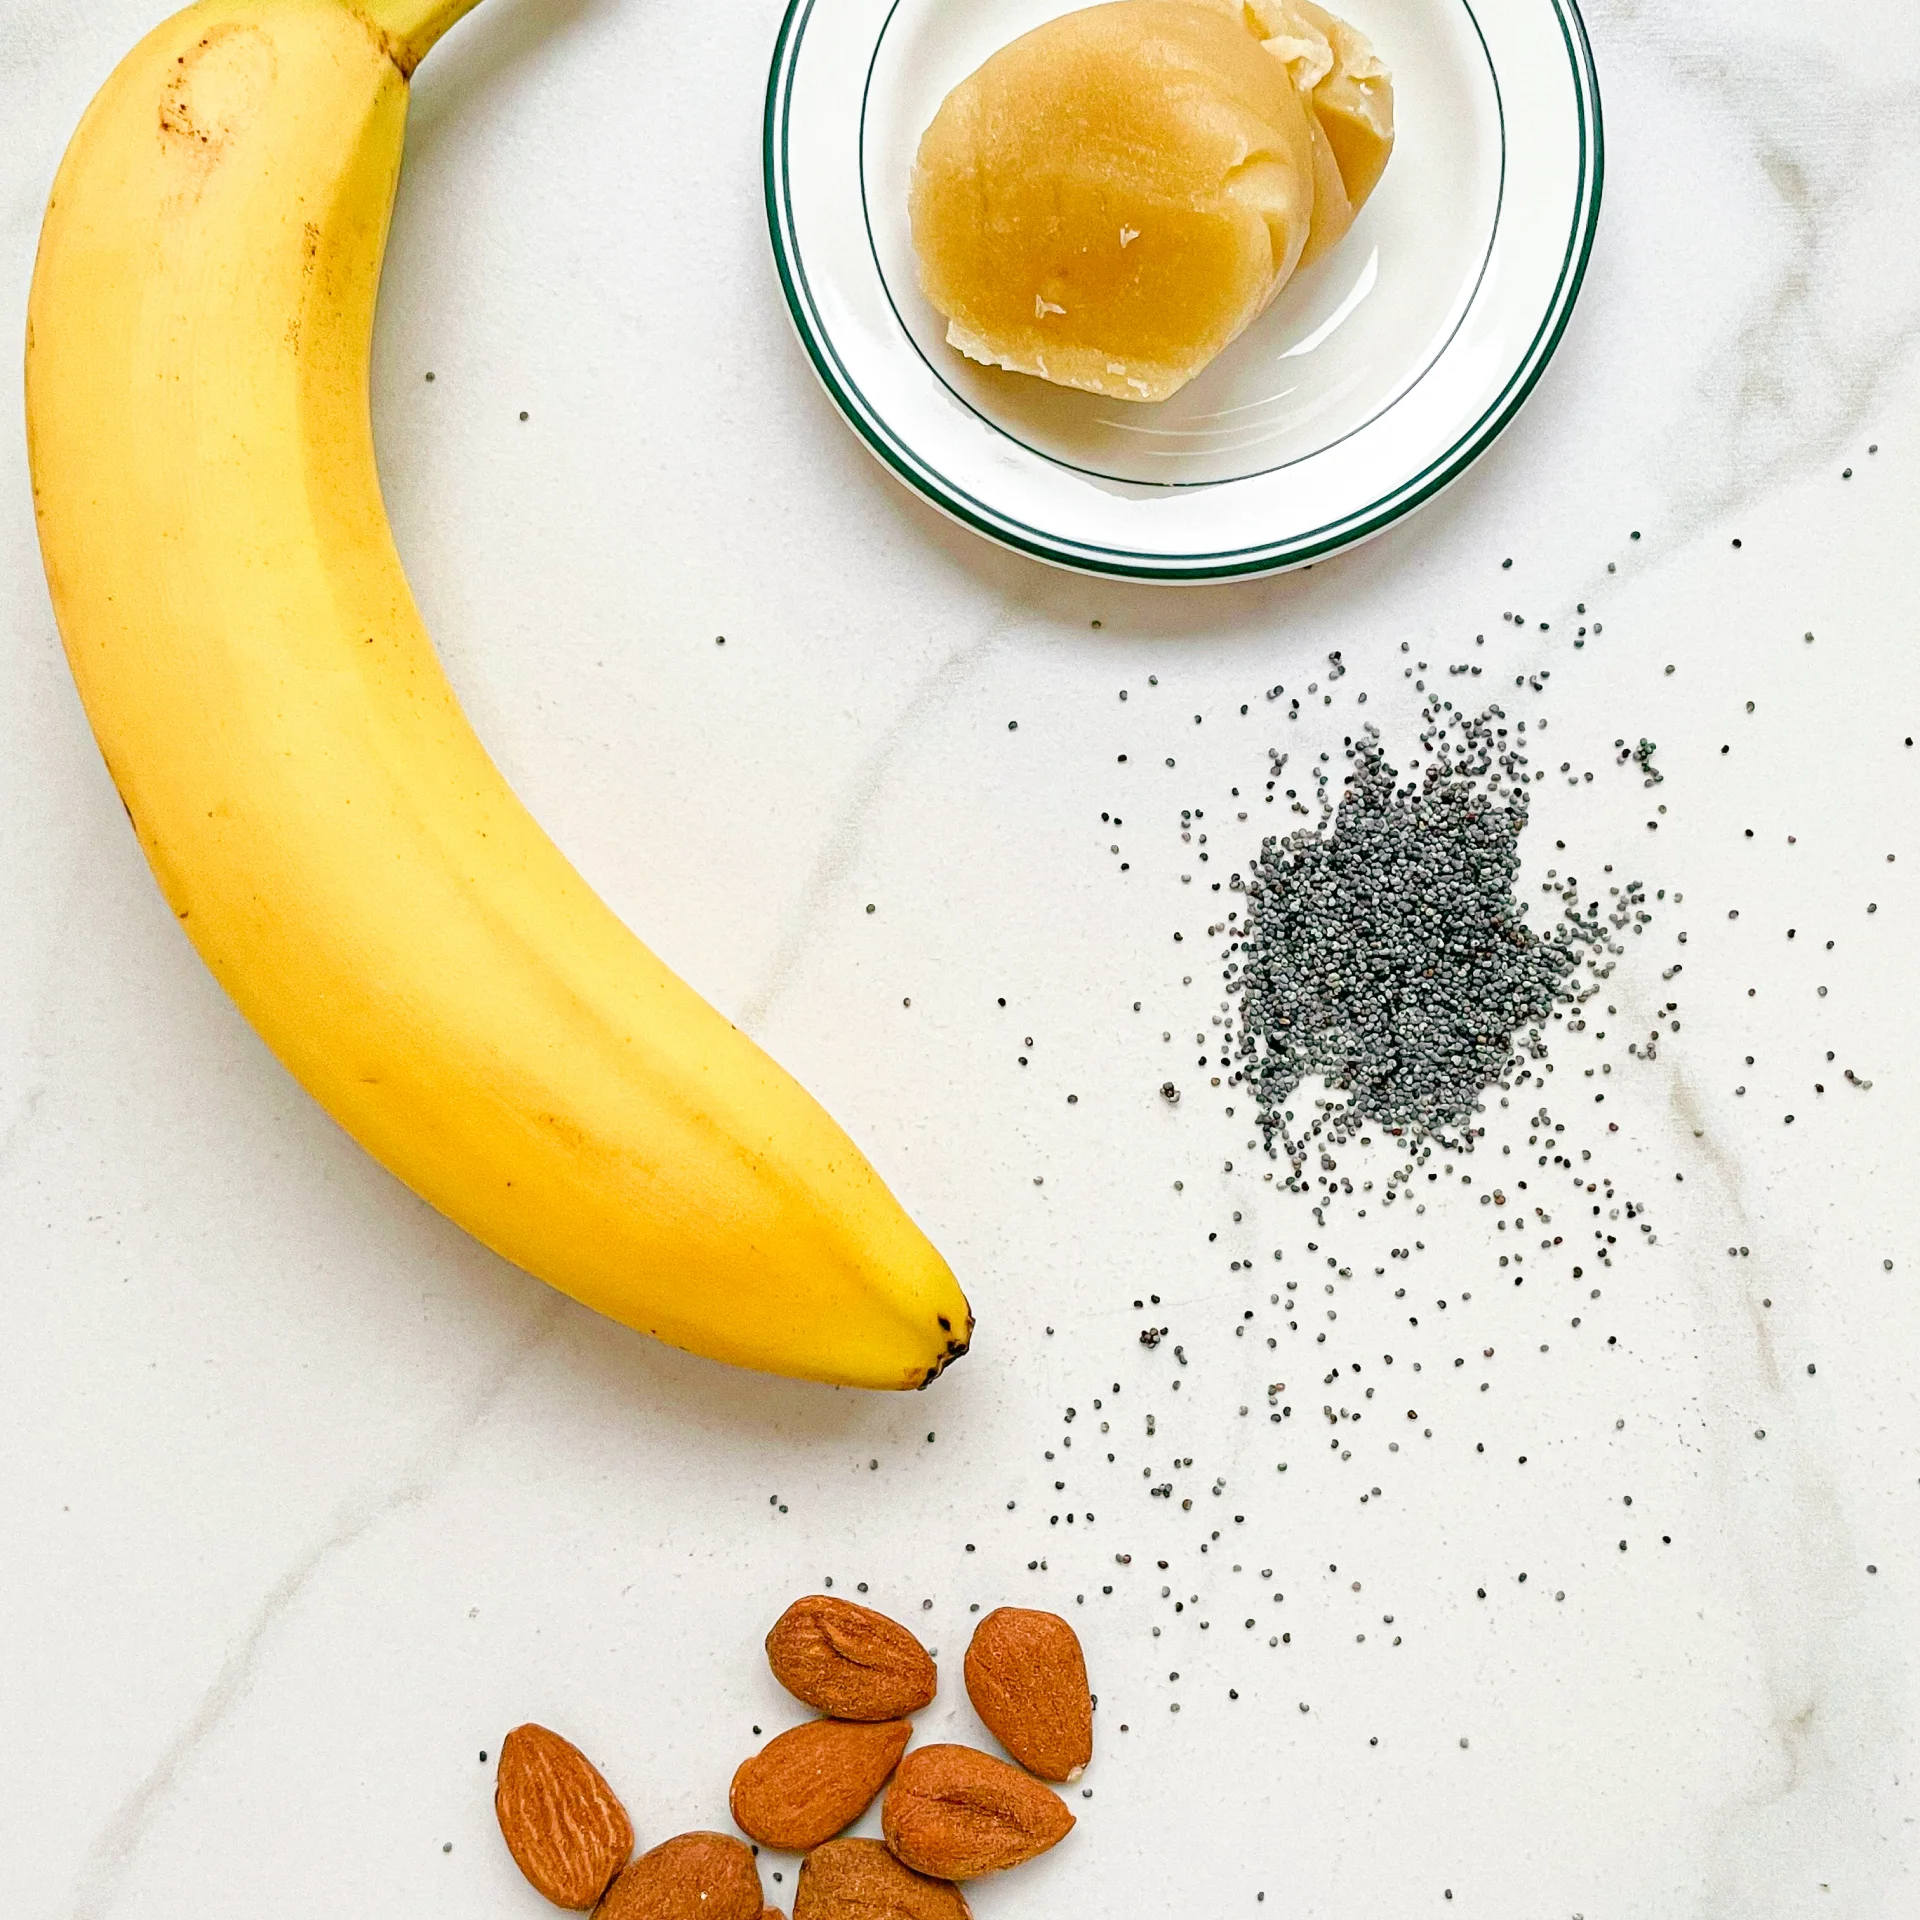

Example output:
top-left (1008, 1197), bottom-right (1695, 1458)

top-left (25, 0), bottom-right (972, 1389)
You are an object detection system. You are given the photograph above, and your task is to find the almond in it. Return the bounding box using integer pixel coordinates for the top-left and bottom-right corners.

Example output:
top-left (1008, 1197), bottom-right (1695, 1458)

top-left (962, 1608), bottom-right (1093, 1782)
top-left (598, 1831), bottom-right (763, 1920)
top-left (731, 1718), bottom-right (912, 1850)
top-left (765, 1596), bottom-right (937, 1721)
top-left (494, 1723), bottom-right (634, 1909)
top-left (794, 1838), bottom-right (972, 1919)
top-left (880, 1744), bottom-right (1073, 1879)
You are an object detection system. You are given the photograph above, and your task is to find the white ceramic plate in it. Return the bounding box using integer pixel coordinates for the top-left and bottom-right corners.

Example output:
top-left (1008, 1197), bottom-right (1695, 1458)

top-left (765, 0), bottom-right (1601, 581)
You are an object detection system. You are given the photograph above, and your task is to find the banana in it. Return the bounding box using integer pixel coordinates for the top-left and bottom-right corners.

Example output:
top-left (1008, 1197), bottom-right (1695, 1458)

top-left (25, 0), bottom-right (972, 1389)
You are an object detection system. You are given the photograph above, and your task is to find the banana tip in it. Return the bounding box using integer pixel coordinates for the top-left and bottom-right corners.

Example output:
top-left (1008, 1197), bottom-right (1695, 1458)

top-left (918, 1318), bottom-right (974, 1389)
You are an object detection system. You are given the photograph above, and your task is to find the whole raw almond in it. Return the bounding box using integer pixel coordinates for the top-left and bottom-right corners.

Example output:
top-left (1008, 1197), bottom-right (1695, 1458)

top-left (731, 1718), bottom-right (913, 1850)
top-left (962, 1608), bottom-right (1093, 1782)
top-left (494, 1723), bottom-right (634, 1909)
top-left (880, 1744), bottom-right (1073, 1879)
top-left (765, 1596), bottom-right (937, 1720)
top-left (793, 1838), bottom-right (972, 1919)
top-left (598, 1831), bottom-right (762, 1920)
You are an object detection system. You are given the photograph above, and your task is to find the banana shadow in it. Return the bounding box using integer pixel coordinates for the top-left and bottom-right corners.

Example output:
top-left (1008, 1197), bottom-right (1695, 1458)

top-left (548, 1273), bottom-right (992, 1453)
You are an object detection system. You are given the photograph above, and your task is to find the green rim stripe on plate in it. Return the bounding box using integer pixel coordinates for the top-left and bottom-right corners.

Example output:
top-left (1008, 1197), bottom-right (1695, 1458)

top-left (764, 0), bottom-right (1603, 580)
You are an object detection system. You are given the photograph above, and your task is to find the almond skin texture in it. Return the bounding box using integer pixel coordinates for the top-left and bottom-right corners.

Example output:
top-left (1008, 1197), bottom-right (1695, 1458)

top-left (793, 1839), bottom-right (972, 1919)
top-left (494, 1723), bottom-right (634, 1909)
top-left (598, 1832), bottom-right (763, 1920)
top-left (962, 1608), bottom-right (1093, 1782)
top-left (732, 1718), bottom-right (913, 1850)
top-left (881, 1744), bottom-right (1074, 1879)
top-left (765, 1596), bottom-right (937, 1721)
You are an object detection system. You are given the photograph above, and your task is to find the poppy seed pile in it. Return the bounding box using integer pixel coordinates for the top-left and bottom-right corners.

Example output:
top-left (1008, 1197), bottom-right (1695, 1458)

top-left (779, 491), bottom-right (1899, 1917)
top-left (1229, 709), bottom-right (1603, 1176)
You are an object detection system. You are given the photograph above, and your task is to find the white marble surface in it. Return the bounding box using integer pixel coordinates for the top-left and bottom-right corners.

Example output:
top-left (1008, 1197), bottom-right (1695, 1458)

top-left (4, 1), bottom-right (1919, 1915)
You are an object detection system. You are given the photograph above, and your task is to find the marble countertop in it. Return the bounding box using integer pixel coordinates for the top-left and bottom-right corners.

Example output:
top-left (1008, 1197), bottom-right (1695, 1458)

top-left (3, 0), bottom-right (1917, 1914)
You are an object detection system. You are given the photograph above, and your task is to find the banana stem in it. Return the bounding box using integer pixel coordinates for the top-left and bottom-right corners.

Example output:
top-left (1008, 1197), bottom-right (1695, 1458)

top-left (354, 0), bottom-right (489, 73)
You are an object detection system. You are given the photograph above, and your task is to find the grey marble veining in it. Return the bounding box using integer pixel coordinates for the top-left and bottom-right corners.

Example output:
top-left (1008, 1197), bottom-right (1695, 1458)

top-left (3, 1), bottom-right (1916, 1916)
